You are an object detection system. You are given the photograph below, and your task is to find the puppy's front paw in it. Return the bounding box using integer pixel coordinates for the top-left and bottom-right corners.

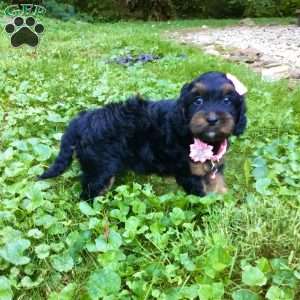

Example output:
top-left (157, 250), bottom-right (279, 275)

top-left (204, 173), bottom-right (227, 194)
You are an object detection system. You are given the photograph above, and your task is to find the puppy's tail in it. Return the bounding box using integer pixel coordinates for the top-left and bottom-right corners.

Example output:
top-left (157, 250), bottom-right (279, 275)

top-left (38, 120), bottom-right (78, 180)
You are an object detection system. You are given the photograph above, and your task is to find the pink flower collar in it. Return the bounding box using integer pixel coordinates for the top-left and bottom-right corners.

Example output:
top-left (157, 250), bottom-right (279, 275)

top-left (189, 138), bottom-right (228, 163)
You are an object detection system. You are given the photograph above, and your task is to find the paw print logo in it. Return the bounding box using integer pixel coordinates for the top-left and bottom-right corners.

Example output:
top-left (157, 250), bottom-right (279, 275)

top-left (5, 16), bottom-right (44, 47)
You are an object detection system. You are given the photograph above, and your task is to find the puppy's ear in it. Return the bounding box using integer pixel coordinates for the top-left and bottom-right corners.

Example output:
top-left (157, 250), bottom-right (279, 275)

top-left (234, 96), bottom-right (247, 136)
top-left (166, 83), bottom-right (191, 143)
top-left (179, 83), bottom-right (192, 99)
top-left (177, 82), bottom-right (192, 119)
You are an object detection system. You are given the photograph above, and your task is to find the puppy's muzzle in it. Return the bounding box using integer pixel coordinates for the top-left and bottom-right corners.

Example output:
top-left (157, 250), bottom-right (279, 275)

top-left (189, 111), bottom-right (234, 142)
top-left (206, 112), bottom-right (219, 126)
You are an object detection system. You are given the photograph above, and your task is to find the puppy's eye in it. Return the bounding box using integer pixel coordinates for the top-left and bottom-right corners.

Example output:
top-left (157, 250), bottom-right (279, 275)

top-left (223, 97), bottom-right (231, 104)
top-left (194, 97), bottom-right (204, 106)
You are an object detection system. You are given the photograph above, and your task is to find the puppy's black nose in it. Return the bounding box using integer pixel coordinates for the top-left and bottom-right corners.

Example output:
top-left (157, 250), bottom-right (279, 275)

top-left (206, 113), bottom-right (219, 126)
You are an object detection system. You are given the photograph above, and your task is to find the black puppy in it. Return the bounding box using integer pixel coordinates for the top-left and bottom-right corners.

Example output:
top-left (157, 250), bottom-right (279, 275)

top-left (39, 71), bottom-right (247, 199)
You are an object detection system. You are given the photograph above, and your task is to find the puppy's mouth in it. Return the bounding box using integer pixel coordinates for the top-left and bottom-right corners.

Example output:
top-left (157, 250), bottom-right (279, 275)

top-left (189, 112), bottom-right (235, 148)
top-left (206, 139), bottom-right (223, 155)
top-left (189, 137), bottom-right (228, 163)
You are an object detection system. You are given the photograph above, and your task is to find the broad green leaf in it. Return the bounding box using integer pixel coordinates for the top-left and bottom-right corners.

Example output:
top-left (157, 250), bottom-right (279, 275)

top-left (86, 236), bottom-right (110, 253)
top-left (23, 185), bottom-right (44, 212)
top-left (27, 228), bottom-right (44, 239)
top-left (252, 157), bottom-right (268, 179)
top-left (0, 276), bottom-right (13, 300)
top-left (86, 268), bottom-right (121, 299)
top-left (33, 144), bottom-right (52, 161)
top-left (254, 178), bottom-right (271, 195)
top-left (179, 284), bottom-right (198, 299)
top-left (170, 207), bottom-right (185, 225)
top-left (109, 230), bottom-right (122, 249)
top-left (47, 112), bottom-right (64, 123)
top-left (48, 283), bottom-right (77, 300)
top-left (97, 249), bottom-right (126, 269)
top-left (203, 245), bottom-right (232, 278)
top-left (232, 289), bottom-right (261, 300)
top-left (50, 242), bottom-right (65, 253)
top-left (78, 201), bottom-right (96, 216)
top-left (266, 286), bottom-right (294, 300)
top-left (123, 216), bottom-right (140, 239)
top-left (34, 214), bottom-right (57, 229)
top-left (131, 200), bottom-right (146, 214)
top-left (242, 265), bottom-right (267, 287)
top-left (66, 230), bottom-right (91, 260)
top-left (0, 239), bottom-right (31, 265)
top-left (88, 217), bottom-right (100, 229)
top-left (86, 230), bottom-right (122, 253)
top-left (127, 279), bottom-right (147, 298)
top-left (256, 257), bottom-right (271, 274)
top-left (198, 282), bottom-right (224, 300)
top-left (50, 253), bottom-right (74, 272)
top-left (35, 244), bottom-right (50, 259)
top-left (0, 227), bottom-right (22, 243)
top-left (180, 253), bottom-right (195, 272)
top-left (272, 269), bottom-right (297, 288)
top-left (20, 276), bottom-right (43, 288)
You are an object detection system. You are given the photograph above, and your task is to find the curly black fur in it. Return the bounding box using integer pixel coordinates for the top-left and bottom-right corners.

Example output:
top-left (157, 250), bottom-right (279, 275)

top-left (39, 71), bottom-right (247, 199)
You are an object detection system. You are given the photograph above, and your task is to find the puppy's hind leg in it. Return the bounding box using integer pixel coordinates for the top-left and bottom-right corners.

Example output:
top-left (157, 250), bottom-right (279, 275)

top-left (80, 162), bottom-right (120, 200)
top-left (80, 173), bottom-right (115, 200)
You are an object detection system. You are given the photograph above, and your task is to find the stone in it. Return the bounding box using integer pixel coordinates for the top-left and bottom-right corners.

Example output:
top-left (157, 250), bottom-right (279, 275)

top-left (194, 35), bottom-right (216, 45)
top-left (229, 47), bottom-right (261, 64)
top-left (229, 55), bottom-right (243, 62)
top-left (289, 69), bottom-right (300, 79)
top-left (263, 61), bottom-right (282, 68)
top-left (261, 65), bottom-right (290, 81)
top-left (204, 48), bottom-right (220, 56)
top-left (239, 18), bottom-right (256, 26)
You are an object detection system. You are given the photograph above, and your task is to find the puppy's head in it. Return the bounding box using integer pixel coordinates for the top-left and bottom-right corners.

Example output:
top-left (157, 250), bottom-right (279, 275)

top-left (177, 71), bottom-right (247, 147)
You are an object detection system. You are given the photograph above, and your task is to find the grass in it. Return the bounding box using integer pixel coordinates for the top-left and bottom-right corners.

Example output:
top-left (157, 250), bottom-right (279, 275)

top-left (0, 13), bottom-right (300, 300)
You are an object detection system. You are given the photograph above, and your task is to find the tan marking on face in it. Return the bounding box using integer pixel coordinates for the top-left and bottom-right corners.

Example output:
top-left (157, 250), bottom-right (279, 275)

top-left (190, 112), bottom-right (207, 134)
top-left (222, 83), bottom-right (235, 95)
top-left (191, 82), bottom-right (207, 95)
top-left (219, 113), bottom-right (235, 135)
top-left (203, 172), bottom-right (227, 194)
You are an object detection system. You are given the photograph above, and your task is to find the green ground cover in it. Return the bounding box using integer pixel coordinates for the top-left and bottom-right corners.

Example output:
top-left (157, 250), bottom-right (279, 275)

top-left (0, 15), bottom-right (299, 299)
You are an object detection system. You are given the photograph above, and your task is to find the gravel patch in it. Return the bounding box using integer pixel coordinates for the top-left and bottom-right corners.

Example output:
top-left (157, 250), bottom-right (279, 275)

top-left (169, 24), bottom-right (300, 81)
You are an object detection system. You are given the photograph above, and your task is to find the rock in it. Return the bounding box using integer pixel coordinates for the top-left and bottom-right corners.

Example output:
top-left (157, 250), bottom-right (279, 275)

top-left (204, 48), bottom-right (220, 56)
top-left (261, 65), bottom-right (290, 81)
top-left (194, 35), bottom-right (216, 45)
top-left (229, 47), bottom-right (261, 64)
top-left (239, 18), bottom-right (255, 26)
top-left (263, 61), bottom-right (282, 68)
top-left (289, 69), bottom-right (300, 79)
top-left (229, 55), bottom-right (243, 62)
top-left (252, 61), bottom-right (264, 68)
